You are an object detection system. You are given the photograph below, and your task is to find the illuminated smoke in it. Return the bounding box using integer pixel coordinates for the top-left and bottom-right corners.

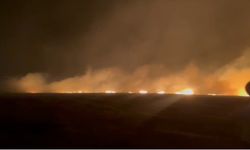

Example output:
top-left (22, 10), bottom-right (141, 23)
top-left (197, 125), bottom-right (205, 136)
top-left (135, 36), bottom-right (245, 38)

top-left (3, 1), bottom-right (250, 96)
top-left (8, 73), bottom-right (47, 93)
top-left (7, 49), bottom-right (250, 96)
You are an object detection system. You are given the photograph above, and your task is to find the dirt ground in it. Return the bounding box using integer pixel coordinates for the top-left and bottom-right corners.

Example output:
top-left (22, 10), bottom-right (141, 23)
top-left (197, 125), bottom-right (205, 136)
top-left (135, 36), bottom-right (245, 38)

top-left (0, 93), bottom-right (249, 148)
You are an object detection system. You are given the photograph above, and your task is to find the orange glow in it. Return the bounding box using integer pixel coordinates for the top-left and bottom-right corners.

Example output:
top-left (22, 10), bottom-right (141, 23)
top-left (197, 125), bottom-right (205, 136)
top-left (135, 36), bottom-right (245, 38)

top-left (208, 93), bottom-right (217, 96)
top-left (139, 90), bottom-right (148, 94)
top-left (27, 91), bottom-right (38, 94)
top-left (175, 88), bottom-right (194, 95)
top-left (105, 90), bottom-right (116, 94)
top-left (157, 91), bottom-right (166, 94)
top-left (238, 88), bottom-right (249, 97)
top-left (25, 88), bottom-right (250, 97)
top-left (65, 91), bottom-right (74, 94)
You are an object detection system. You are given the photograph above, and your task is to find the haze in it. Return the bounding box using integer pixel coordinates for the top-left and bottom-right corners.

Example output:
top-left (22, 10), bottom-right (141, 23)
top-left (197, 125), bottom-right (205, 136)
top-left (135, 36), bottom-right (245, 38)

top-left (1, 0), bottom-right (250, 95)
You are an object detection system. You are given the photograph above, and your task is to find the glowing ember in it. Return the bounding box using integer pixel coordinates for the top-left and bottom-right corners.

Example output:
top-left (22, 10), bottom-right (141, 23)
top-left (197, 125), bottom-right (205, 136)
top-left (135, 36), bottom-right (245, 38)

top-left (175, 88), bottom-right (194, 95)
top-left (139, 90), bottom-right (148, 94)
top-left (157, 91), bottom-right (166, 94)
top-left (105, 90), bottom-right (116, 94)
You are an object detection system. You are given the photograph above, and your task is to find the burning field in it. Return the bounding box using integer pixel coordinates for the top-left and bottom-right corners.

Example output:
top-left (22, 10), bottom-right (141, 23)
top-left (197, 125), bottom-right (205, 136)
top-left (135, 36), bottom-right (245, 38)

top-left (1, 0), bottom-right (250, 148)
top-left (6, 50), bottom-right (250, 97)
top-left (2, 0), bottom-right (250, 97)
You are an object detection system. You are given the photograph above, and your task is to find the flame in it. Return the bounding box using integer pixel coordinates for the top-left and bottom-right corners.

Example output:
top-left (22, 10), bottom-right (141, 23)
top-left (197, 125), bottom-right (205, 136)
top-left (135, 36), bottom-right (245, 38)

top-left (139, 90), bottom-right (148, 94)
top-left (208, 93), bottom-right (217, 96)
top-left (157, 91), bottom-right (166, 94)
top-left (10, 60), bottom-right (250, 97)
top-left (105, 90), bottom-right (116, 94)
top-left (26, 88), bottom-right (250, 97)
top-left (175, 88), bottom-right (194, 95)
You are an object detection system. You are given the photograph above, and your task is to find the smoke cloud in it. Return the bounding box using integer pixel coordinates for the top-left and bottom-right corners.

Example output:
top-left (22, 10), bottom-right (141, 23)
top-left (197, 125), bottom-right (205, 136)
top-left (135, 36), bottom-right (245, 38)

top-left (7, 49), bottom-right (250, 95)
top-left (1, 0), bottom-right (250, 95)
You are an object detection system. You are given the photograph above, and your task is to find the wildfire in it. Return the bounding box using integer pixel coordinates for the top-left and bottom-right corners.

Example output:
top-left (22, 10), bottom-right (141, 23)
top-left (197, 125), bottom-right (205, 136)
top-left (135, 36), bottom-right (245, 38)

top-left (25, 87), bottom-right (250, 97)
top-left (208, 93), bottom-right (217, 96)
top-left (105, 90), bottom-right (117, 94)
top-left (139, 90), bottom-right (148, 94)
top-left (157, 91), bottom-right (166, 94)
top-left (175, 88), bottom-right (194, 95)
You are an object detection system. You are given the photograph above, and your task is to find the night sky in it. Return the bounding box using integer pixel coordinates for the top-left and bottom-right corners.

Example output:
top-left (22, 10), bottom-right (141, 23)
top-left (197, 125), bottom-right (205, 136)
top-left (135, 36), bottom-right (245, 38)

top-left (1, 0), bottom-right (250, 93)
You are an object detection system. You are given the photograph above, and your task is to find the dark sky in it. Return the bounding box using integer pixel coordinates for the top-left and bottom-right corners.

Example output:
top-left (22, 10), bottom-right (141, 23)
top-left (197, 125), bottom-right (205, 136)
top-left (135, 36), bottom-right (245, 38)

top-left (1, 0), bottom-right (250, 89)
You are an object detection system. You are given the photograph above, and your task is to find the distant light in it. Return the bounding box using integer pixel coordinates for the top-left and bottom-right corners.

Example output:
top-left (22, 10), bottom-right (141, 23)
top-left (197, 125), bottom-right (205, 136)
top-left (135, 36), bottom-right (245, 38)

top-left (175, 88), bottom-right (194, 95)
top-left (157, 91), bottom-right (166, 94)
top-left (128, 91), bottom-right (133, 94)
top-left (139, 90), bottom-right (148, 94)
top-left (105, 90), bottom-right (116, 94)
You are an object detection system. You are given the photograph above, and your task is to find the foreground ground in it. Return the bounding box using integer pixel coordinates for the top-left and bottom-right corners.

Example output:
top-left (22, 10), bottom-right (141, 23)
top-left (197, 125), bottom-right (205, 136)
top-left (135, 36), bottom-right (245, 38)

top-left (0, 93), bottom-right (250, 148)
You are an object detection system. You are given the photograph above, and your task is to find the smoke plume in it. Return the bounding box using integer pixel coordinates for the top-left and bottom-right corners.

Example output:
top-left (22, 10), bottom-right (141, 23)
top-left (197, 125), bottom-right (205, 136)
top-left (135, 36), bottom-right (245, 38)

top-left (7, 49), bottom-right (250, 95)
top-left (2, 0), bottom-right (250, 96)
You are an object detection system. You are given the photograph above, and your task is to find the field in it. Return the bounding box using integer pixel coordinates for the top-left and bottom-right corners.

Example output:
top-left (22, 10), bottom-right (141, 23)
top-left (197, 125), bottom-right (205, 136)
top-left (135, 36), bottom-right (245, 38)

top-left (0, 93), bottom-right (250, 148)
